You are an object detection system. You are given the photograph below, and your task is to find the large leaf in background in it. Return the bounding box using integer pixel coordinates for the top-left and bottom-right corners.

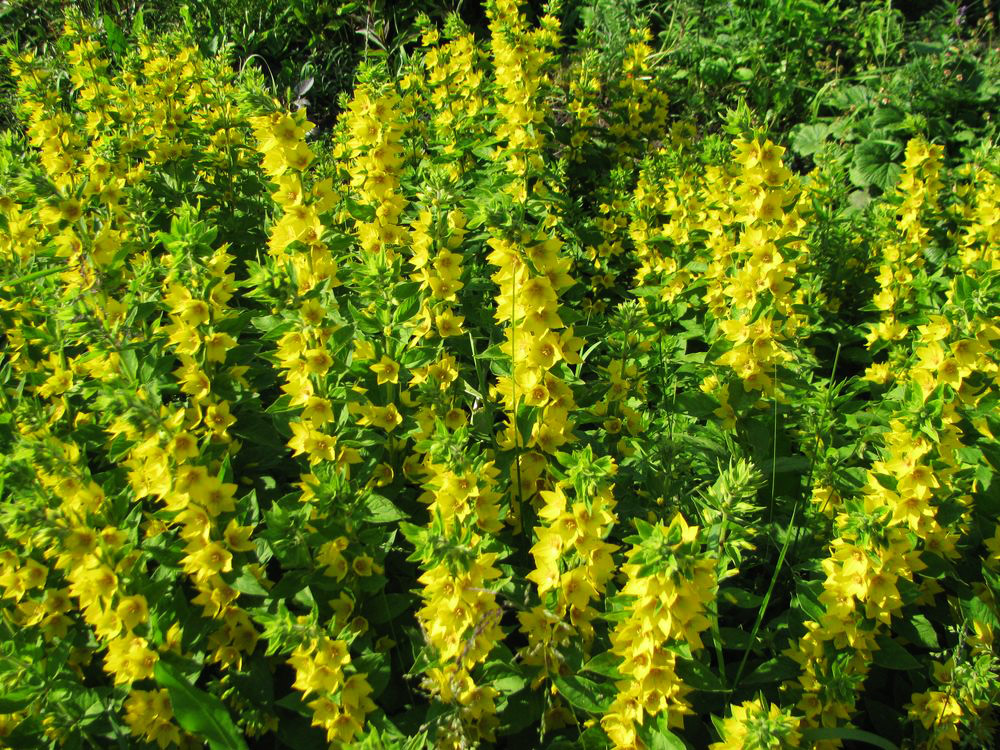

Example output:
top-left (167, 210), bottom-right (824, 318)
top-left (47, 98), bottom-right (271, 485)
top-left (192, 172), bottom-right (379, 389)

top-left (850, 138), bottom-right (903, 190)
top-left (791, 122), bottom-right (834, 156)
top-left (154, 657), bottom-right (248, 750)
top-left (871, 106), bottom-right (906, 130)
top-left (828, 84), bottom-right (873, 110)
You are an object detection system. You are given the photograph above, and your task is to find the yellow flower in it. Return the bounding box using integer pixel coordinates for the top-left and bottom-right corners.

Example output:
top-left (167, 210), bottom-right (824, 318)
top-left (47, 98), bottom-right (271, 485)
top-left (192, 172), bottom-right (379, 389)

top-left (223, 519), bottom-right (256, 552)
top-left (709, 699), bottom-right (802, 750)
top-left (181, 540), bottom-right (233, 582)
top-left (168, 431), bottom-right (199, 462)
top-left (105, 635), bottom-right (158, 685)
top-left (302, 396), bottom-right (334, 426)
top-left (352, 556), bottom-right (374, 576)
top-left (116, 595), bottom-right (149, 632)
top-left (370, 355), bottom-right (400, 385)
top-left (204, 401), bottom-right (236, 438)
top-left (203, 331), bottom-right (236, 363)
top-left (304, 348), bottom-right (334, 375)
top-left (435, 308), bottom-right (466, 337)
top-left (353, 338), bottom-right (375, 361)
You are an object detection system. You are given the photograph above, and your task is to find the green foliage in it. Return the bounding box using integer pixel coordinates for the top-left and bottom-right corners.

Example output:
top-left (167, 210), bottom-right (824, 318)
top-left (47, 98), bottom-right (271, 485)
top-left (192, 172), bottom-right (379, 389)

top-left (652, 0), bottom-right (854, 132)
top-left (1, 2), bottom-right (1000, 750)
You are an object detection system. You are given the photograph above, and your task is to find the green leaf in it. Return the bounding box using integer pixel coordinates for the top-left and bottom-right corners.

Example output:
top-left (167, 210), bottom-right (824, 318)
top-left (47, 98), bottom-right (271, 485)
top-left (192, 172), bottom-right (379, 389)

top-left (273, 714), bottom-right (324, 750)
top-left (365, 593), bottom-right (412, 625)
top-left (718, 626), bottom-right (753, 650)
top-left (498, 687), bottom-right (544, 733)
top-left (962, 594), bottom-right (1000, 629)
top-left (791, 122), bottom-right (832, 156)
top-left (648, 728), bottom-right (687, 750)
top-left (871, 106), bottom-right (905, 129)
top-left (355, 650), bottom-right (390, 698)
top-left (953, 275), bottom-right (975, 306)
top-left (119, 348), bottom-right (139, 382)
top-left (582, 651), bottom-right (623, 680)
top-left (872, 635), bottom-right (921, 670)
top-left (132, 8), bottom-right (146, 34)
top-left (401, 346), bottom-right (437, 370)
top-left (801, 727), bottom-right (899, 750)
top-left (345, 197), bottom-right (375, 222)
top-left (698, 56), bottom-right (731, 85)
top-left (675, 391), bottom-right (717, 418)
top-left (481, 660), bottom-right (527, 694)
top-left (579, 726), bottom-right (612, 750)
top-left (394, 289), bottom-right (421, 324)
top-left (849, 139), bottom-right (903, 190)
top-left (3, 263), bottom-right (67, 287)
top-left (772, 456), bottom-right (810, 474)
top-left (154, 657), bottom-right (249, 750)
top-left (740, 656), bottom-right (800, 686)
top-left (894, 614), bottom-right (939, 649)
top-left (675, 658), bottom-right (725, 692)
top-left (364, 493), bottom-right (407, 523)
top-left (231, 572), bottom-right (270, 597)
top-left (552, 674), bottom-right (614, 714)
top-left (103, 14), bottom-right (127, 57)
top-left (0, 690), bottom-right (34, 712)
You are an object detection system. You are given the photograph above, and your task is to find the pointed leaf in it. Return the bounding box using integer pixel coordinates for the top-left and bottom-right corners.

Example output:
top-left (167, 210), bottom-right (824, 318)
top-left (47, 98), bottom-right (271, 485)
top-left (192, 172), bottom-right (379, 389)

top-left (154, 658), bottom-right (248, 750)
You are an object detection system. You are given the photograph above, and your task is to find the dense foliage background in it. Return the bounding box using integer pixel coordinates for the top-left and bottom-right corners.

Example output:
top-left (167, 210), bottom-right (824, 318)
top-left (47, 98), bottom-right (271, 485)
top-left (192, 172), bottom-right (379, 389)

top-left (1, 1), bottom-right (999, 749)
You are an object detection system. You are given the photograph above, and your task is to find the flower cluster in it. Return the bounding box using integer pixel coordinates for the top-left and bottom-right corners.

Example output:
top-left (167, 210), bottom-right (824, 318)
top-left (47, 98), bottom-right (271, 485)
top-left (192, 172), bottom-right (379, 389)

top-left (521, 447), bottom-right (619, 683)
top-left (2, 3), bottom-right (1000, 749)
top-left (602, 514), bottom-right (717, 748)
top-left (406, 427), bottom-right (506, 748)
top-left (709, 698), bottom-right (802, 750)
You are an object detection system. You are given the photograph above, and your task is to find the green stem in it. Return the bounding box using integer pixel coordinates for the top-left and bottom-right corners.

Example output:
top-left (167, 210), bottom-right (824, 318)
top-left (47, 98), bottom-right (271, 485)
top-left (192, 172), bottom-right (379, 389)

top-left (4, 263), bottom-right (71, 287)
top-left (730, 497), bottom-right (798, 695)
top-left (712, 512), bottom-right (729, 681)
top-left (792, 342), bottom-right (841, 558)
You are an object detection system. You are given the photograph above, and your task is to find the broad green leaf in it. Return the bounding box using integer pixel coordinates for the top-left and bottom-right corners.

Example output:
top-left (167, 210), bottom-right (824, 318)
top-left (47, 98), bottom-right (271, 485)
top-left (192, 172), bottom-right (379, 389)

top-left (498, 688), bottom-right (544, 733)
top-left (355, 650), bottom-right (390, 698)
top-left (552, 674), bottom-right (614, 714)
top-left (849, 139), bottom-right (903, 190)
top-left (801, 727), bottom-right (899, 750)
top-left (365, 593), bottom-right (413, 625)
top-left (231, 572), bottom-right (270, 597)
top-left (481, 660), bottom-right (527, 694)
top-left (675, 658), bottom-right (726, 692)
top-left (579, 726), bottom-right (612, 750)
top-left (103, 14), bottom-right (127, 57)
top-left (365, 493), bottom-right (407, 523)
top-left (394, 290), bottom-right (421, 324)
top-left (649, 729), bottom-right (687, 750)
top-left (741, 656), bottom-right (801, 686)
top-left (791, 122), bottom-right (833, 156)
top-left (871, 106), bottom-right (905, 129)
top-left (583, 651), bottom-right (623, 680)
top-left (675, 391), bottom-right (718, 418)
top-left (154, 658), bottom-right (248, 750)
top-left (962, 595), bottom-right (1000, 629)
top-left (894, 614), bottom-right (939, 649)
top-left (872, 635), bottom-right (921, 670)
top-left (0, 690), bottom-right (34, 712)
top-left (345, 197), bottom-right (375, 222)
